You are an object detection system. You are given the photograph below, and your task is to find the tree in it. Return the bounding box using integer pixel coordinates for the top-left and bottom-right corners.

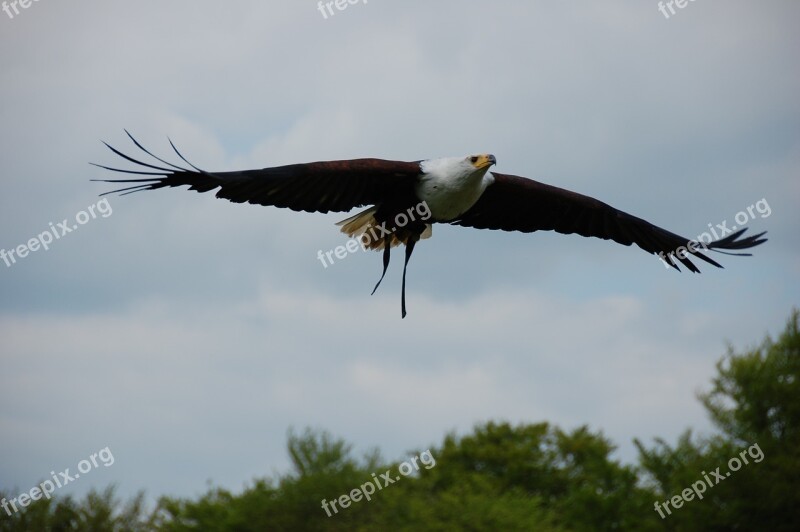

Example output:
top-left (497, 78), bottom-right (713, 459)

top-left (636, 308), bottom-right (800, 530)
top-left (414, 421), bottom-right (660, 531)
top-left (5, 310), bottom-right (798, 531)
top-left (0, 486), bottom-right (153, 531)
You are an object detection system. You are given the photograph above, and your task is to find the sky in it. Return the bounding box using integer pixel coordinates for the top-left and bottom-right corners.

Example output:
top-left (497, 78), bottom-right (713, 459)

top-left (1, 0), bottom-right (798, 510)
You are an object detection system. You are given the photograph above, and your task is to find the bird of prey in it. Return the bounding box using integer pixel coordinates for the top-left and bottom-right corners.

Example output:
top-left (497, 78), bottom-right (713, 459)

top-left (93, 132), bottom-right (767, 318)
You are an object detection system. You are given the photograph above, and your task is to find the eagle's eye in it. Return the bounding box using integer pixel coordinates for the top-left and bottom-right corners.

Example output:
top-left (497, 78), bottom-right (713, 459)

top-left (470, 156), bottom-right (479, 163)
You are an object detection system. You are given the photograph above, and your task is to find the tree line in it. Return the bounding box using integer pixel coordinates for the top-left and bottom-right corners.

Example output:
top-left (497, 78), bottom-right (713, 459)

top-left (2, 310), bottom-right (798, 531)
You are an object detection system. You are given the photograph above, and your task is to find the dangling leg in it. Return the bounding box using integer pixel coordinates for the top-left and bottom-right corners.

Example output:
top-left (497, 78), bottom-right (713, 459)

top-left (371, 234), bottom-right (392, 295)
top-left (401, 234), bottom-right (419, 319)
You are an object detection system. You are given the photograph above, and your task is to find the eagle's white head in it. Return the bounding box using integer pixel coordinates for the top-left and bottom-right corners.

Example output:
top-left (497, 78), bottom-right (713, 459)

top-left (416, 154), bottom-right (497, 220)
top-left (420, 154), bottom-right (496, 180)
top-left (467, 153), bottom-right (497, 171)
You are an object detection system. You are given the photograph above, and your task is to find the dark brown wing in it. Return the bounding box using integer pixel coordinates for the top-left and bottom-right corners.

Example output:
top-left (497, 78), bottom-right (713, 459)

top-left (452, 172), bottom-right (767, 272)
top-left (92, 131), bottom-right (422, 214)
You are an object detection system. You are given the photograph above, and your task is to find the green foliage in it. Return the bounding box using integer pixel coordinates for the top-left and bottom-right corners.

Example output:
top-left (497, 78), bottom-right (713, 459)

top-left (155, 428), bottom-right (378, 531)
top-left (635, 309), bottom-right (800, 530)
top-left (0, 486), bottom-right (153, 531)
top-left (423, 422), bottom-right (659, 531)
top-left (3, 309), bottom-right (798, 531)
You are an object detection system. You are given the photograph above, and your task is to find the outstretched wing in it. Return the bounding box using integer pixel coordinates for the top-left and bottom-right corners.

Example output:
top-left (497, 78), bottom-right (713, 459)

top-left (453, 172), bottom-right (767, 272)
top-left (92, 131), bottom-right (423, 214)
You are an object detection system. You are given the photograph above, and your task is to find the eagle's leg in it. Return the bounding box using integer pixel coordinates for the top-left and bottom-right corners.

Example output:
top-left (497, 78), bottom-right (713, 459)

top-left (370, 234), bottom-right (393, 295)
top-left (401, 234), bottom-right (420, 319)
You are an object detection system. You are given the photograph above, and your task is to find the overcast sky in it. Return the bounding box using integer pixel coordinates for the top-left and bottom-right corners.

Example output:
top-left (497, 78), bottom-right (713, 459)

top-left (1, 0), bottom-right (798, 508)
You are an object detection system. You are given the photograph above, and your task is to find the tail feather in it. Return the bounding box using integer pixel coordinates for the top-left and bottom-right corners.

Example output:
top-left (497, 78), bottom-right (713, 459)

top-left (336, 207), bottom-right (378, 236)
top-left (337, 208), bottom-right (432, 250)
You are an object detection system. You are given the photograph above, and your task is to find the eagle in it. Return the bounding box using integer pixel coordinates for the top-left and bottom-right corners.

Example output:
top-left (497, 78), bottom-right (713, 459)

top-left (93, 132), bottom-right (767, 318)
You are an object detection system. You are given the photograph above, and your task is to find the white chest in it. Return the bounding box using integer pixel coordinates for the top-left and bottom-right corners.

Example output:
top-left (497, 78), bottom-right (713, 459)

top-left (415, 164), bottom-right (494, 221)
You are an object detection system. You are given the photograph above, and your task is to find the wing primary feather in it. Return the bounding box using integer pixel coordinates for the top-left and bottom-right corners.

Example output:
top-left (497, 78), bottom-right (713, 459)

top-left (89, 163), bottom-right (169, 176)
top-left (100, 141), bottom-right (174, 173)
top-left (168, 137), bottom-right (204, 173)
top-left (124, 130), bottom-right (191, 172)
top-left (98, 184), bottom-right (157, 196)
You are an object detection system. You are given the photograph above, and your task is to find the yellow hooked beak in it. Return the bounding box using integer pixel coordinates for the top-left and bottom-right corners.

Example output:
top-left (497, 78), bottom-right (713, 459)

top-left (470, 154), bottom-right (497, 170)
